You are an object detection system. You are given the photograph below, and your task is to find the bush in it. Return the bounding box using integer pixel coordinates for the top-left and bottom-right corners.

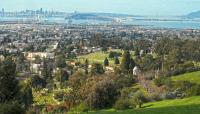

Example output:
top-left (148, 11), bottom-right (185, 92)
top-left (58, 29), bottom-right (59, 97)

top-left (186, 85), bottom-right (200, 97)
top-left (173, 81), bottom-right (194, 91)
top-left (109, 51), bottom-right (122, 59)
top-left (171, 81), bottom-right (200, 98)
top-left (91, 63), bottom-right (105, 75)
top-left (114, 98), bottom-right (131, 110)
top-left (0, 102), bottom-right (24, 114)
top-left (85, 79), bottom-right (118, 109)
top-left (180, 61), bottom-right (194, 69)
top-left (164, 88), bottom-right (185, 99)
top-left (165, 67), bottom-right (200, 77)
top-left (68, 103), bottom-right (89, 114)
top-left (54, 91), bottom-right (64, 101)
top-left (131, 91), bottom-right (146, 108)
top-left (154, 78), bottom-right (163, 87)
top-left (154, 77), bottom-right (172, 87)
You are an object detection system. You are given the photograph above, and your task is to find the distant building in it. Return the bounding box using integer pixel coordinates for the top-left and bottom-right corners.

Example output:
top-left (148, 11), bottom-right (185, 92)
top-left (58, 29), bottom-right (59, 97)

top-left (24, 52), bottom-right (54, 60)
top-left (0, 55), bottom-right (4, 61)
top-left (2, 8), bottom-right (4, 14)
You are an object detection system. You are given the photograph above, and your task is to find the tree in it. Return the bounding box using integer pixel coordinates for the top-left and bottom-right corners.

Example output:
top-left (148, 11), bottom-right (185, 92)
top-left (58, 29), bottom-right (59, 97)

top-left (114, 57), bottom-right (120, 65)
top-left (109, 51), bottom-right (115, 58)
top-left (84, 79), bottom-right (118, 109)
top-left (0, 102), bottom-right (24, 114)
top-left (69, 70), bottom-right (87, 90)
top-left (91, 63), bottom-right (104, 75)
top-left (84, 59), bottom-right (89, 74)
top-left (109, 51), bottom-right (122, 59)
top-left (30, 75), bottom-right (46, 89)
top-left (0, 57), bottom-right (20, 103)
top-left (56, 54), bottom-right (67, 68)
top-left (24, 44), bottom-right (34, 52)
top-left (104, 57), bottom-right (109, 66)
top-left (135, 47), bottom-right (140, 57)
top-left (120, 50), bottom-right (131, 72)
top-left (41, 59), bottom-right (53, 80)
top-left (55, 69), bottom-right (69, 83)
top-left (20, 80), bottom-right (33, 109)
top-left (131, 91), bottom-right (146, 108)
top-left (101, 47), bottom-right (108, 52)
top-left (34, 55), bottom-right (41, 64)
top-left (129, 58), bottom-right (135, 70)
top-left (16, 53), bottom-right (26, 72)
top-left (0, 57), bottom-right (24, 113)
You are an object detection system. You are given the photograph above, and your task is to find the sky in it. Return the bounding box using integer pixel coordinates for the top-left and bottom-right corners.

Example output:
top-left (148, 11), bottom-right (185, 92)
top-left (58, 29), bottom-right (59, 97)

top-left (1, 0), bottom-right (200, 16)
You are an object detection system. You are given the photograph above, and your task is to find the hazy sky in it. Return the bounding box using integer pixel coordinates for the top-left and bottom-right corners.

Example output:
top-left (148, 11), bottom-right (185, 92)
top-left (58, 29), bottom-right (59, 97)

top-left (1, 0), bottom-right (200, 16)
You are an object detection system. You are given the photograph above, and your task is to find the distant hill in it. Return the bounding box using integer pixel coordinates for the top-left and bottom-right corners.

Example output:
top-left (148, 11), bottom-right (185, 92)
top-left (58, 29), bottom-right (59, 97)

top-left (185, 11), bottom-right (200, 18)
top-left (65, 12), bottom-right (142, 21)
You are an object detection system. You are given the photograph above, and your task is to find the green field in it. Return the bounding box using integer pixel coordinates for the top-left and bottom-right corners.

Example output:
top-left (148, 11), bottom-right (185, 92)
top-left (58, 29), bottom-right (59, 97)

top-left (172, 71), bottom-right (200, 84)
top-left (77, 50), bottom-right (135, 66)
top-left (78, 51), bottom-right (111, 64)
top-left (83, 96), bottom-right (200, 114)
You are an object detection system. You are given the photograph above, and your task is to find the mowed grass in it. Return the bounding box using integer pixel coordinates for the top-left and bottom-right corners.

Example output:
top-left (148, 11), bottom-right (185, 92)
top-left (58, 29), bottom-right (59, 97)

top-left (83, 96), bottom-right (200, 114)
top-left (172, 71), bottom-right (200, 84)
top-left (78, 51), bottom-right (110, 64)
top-left (77, 50), bottom-right (135, 66)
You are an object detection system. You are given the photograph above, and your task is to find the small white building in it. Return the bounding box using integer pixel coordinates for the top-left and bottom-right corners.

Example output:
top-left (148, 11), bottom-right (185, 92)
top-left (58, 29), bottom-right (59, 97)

top-left (133, 66), bottom-right (141, 76)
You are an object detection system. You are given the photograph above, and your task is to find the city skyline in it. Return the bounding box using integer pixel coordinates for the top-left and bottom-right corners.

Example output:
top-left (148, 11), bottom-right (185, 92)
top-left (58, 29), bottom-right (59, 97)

top-left (1, 0), bottom-right (200, 16)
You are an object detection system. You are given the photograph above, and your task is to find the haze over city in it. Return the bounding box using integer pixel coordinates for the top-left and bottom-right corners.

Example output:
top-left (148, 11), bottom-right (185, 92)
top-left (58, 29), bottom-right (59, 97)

top-left (1, 0), bottom-right (200, 16)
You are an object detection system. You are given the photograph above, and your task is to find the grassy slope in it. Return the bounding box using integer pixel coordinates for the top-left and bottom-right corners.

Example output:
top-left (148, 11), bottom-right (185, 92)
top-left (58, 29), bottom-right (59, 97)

top-left (84, 96), bottom-right (200, 114)
top-left (172, 71), bottom-right (200, 84)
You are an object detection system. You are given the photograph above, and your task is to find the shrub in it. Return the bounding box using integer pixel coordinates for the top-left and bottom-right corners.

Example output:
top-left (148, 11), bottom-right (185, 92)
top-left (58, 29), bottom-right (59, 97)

top-left (109, 51), bottom-right (122, 59)
top-left (54, 91), bottom-right (64, 101)
top-left (85, 79), bottom-right (118, 109)
top-left (154, 78), bottom-right (163, 87)
top-left (114, 98), bottom-right (131, 110)
top-left (91, 63), bottom-right (105, 75)
top-left (68, 103), bottom-right (89, 114)
top-left (154, 77), bottom-right (172, 87)
top-left (131, 91), bottom-right (146, 108)
top-left (171, 81), bottom-right (200, 98)
top-left (186, 85), bottom-right (200, 97)
top-left (165, 67), bottom-right (200, 77)
top-left (173, 81), bottom-right (194, 91)
top-left (164, 88), bottom-right (185, 99)
top-left (0, 102), bottom-right (24, 114)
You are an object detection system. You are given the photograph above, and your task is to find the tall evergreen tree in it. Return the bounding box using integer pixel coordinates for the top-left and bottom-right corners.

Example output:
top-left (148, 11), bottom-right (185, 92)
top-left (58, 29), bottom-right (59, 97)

top-left (85, 59), bottom-right (89, 74)
top-left (104, 57), bottom-right (109, 66)
top-left (114, 57), bottom-right (120, 65)
top-left (91, 63), bottom-right (104, 75)
top-left (0, 57), bottom-right (20, 103)
top-left (135, 47), bottom-right (140, 57)
top-left (120, 50), bottom-right (131, 72)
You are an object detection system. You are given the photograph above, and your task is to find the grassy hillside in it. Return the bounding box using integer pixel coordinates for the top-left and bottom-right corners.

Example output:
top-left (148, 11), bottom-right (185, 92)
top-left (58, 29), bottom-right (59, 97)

top-left (83, 96), bottom-right (200, 114)
top-left (172, 71), bottom-right (200, 84)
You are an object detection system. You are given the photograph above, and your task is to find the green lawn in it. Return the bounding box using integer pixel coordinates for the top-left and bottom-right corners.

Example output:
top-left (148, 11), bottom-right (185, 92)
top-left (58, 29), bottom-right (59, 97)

top-left (77, 50), bottom-right (135, 66)
top-left (78, 51), bottom-right (110, 64)
top-left (172, 71), bottom-right (200, 84)
top-left (83, 96), bottom-right (200, 114)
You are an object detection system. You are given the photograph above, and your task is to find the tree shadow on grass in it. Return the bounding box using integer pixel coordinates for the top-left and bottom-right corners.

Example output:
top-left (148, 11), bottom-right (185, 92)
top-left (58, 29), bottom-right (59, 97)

top-left (87, 104), bottom-right (200, 114)
top-left (142, 104), bottom-right (153, 108)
